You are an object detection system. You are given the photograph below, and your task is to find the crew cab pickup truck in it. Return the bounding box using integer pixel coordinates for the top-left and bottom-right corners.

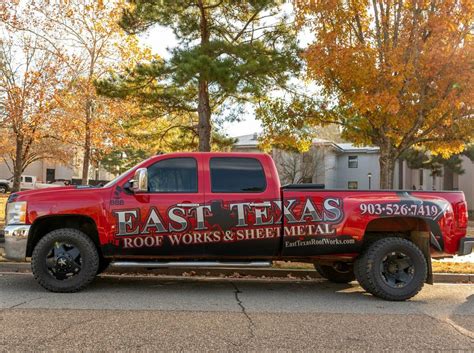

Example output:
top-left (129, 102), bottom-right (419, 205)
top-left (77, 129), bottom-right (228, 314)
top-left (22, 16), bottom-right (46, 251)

top-left (4, 152), bottom-right (472, 300)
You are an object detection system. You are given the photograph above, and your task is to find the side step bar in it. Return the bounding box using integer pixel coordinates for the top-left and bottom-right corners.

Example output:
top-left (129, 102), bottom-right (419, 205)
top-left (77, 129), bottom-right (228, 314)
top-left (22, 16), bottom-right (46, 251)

top-left (110, 261), bottom-right (272, 268)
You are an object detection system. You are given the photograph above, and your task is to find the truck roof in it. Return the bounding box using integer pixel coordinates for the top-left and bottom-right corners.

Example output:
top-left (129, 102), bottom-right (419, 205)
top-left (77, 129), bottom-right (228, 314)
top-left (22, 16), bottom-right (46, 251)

top-left (155, 151), bottom-right (269, 157)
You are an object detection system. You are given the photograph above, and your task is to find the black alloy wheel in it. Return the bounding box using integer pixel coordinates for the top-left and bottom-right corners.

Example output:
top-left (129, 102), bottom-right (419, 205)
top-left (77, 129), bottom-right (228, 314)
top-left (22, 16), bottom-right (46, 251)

top-left (45, 242), bottom-right (83, 280)
top-left (380, 251), bottom-right (415, 289)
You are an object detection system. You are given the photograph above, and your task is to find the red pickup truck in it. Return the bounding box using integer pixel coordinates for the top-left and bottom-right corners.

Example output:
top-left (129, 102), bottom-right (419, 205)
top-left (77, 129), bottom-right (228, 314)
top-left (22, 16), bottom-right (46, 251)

top-left (4, 152), bottom-right (472, 300)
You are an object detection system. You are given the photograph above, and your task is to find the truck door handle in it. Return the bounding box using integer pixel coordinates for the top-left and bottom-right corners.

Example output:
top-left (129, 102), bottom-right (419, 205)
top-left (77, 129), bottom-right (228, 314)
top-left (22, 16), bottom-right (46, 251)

top-left (249, 202), bottom-right (271, 207)
top-left (177, 203), bottom-right (200, 207)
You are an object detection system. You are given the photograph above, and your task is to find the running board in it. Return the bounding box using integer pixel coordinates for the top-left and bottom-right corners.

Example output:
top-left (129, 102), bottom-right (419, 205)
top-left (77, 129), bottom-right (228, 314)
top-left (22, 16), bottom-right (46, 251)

top-left (110, 261), bottom-right (272, 268)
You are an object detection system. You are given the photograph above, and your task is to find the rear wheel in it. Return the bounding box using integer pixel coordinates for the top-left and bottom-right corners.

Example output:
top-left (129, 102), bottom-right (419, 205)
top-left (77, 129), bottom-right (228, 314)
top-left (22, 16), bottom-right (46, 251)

top-left (354, 237), bottom-right (427, 301)
top-left (315, 262), bottom-right (355, 283)
top-left (31, 228), bottom-right (99, 292)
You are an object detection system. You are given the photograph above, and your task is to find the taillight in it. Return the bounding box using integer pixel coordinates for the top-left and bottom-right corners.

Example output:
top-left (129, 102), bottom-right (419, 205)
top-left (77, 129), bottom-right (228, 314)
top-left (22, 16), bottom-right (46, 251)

top-left (455, 201), bottom-right (468, 228)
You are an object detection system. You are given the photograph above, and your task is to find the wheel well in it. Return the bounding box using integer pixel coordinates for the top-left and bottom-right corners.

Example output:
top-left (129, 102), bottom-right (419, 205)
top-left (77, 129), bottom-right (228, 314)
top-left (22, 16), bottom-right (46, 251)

top-left (26, 215), bottom-right (102, 257)
top-left (363, 217), bottom-right (433, 284)
top-left (363, 216), bottom-right (431, 252)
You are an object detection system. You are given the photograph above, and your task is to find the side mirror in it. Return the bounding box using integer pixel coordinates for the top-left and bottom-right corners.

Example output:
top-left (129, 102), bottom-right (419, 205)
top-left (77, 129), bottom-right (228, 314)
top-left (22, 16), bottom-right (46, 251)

top-left (131, 168), bottom-right (148, 193)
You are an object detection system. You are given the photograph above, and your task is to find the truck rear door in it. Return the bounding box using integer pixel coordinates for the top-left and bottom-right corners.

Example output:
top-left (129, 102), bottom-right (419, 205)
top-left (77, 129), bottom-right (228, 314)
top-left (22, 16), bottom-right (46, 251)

top-left (202, 154), bottom-right (281, 258)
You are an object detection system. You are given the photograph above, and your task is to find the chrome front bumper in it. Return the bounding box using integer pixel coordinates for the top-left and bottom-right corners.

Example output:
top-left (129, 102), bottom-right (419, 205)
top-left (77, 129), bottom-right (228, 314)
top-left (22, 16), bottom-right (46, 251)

top-left (4, 225), bottom-right (30, 261)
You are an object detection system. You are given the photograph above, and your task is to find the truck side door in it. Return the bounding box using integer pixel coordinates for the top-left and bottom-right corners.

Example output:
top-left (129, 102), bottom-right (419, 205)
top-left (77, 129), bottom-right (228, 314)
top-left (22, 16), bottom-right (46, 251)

top-left (109, 155), bottom-right (206, 258)
top-left (202, 155), bottom-right (281, 258)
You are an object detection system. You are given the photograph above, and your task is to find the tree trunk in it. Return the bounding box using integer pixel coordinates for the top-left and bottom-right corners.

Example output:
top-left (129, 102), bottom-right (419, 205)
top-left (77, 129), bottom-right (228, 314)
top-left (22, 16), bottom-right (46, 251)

top-left (379, 144), bottom-right (396, 189)
top-left (12, 136), bottom-right (23, 192)
top-left (197, 79), bottom-right (211, 151)
top-left (81, 99), bottom-right (93, 185)
top-left (197, 0), bottom-right (211, 152)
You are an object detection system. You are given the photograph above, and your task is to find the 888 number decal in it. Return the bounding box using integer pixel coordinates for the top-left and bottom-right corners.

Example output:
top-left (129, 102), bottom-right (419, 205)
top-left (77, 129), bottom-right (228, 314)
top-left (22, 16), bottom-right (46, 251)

top-left (360, 202), bottom-right (440, 218)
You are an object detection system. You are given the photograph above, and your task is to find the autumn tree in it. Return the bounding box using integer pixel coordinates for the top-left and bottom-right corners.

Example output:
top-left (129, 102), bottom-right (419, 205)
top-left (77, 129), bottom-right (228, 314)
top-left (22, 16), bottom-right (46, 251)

top-left (54, 78), bottom-right (141, 175)
top-left (0, 31), bottom-right (69, 191)
top-left (19, 0), bottom-right (151, 184)
top-left (262, 0), bottom-right (473, 188)
top-left (99, 0), bottom-right (300, 152)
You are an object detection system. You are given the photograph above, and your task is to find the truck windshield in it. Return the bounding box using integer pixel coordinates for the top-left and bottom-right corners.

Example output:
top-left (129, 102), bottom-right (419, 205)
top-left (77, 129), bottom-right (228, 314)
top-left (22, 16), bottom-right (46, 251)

top-left (103, 166), bottom-right (135, 188)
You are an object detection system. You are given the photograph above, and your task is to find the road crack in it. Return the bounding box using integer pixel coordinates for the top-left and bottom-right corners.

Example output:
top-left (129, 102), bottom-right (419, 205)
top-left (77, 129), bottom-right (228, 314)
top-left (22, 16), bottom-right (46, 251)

top-left (8, 296), bottom-right (44, 309)
top-left (230, 282), bottom-right (256, 341)
top-left (38, 318), bottom-right (95, 346)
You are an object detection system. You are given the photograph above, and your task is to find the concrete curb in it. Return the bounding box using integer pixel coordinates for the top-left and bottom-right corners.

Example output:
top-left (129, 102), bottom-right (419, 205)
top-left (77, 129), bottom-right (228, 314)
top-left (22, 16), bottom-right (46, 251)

top-left (0, 261), bottom-right (471, 283)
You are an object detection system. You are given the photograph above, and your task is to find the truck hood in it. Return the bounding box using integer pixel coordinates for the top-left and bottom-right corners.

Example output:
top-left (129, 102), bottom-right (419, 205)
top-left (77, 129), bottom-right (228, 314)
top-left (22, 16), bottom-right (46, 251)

top-left (11, 185), bottom-right (104, 200)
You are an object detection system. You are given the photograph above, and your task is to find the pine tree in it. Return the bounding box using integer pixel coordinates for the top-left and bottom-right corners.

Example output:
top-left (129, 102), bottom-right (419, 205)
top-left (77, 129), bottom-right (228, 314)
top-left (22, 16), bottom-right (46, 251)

top-left (99, 0), bottom-right (300, 151)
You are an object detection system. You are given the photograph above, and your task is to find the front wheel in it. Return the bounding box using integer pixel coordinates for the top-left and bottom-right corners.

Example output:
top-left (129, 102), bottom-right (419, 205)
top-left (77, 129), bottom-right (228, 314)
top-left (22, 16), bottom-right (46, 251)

top-left (314, 262), bottom-right (356, 283)
top-left (354, 237), bottom-right (427, 301)
top-left (31, 228), bottom-right (99, 292)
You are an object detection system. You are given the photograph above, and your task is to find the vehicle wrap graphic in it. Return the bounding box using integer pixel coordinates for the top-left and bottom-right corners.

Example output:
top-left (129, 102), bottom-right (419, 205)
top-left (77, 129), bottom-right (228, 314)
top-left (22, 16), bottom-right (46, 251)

top-left (394, 191), bottom-right (449, 251)
top-left (102, 191), bottom-right (449, 257)
top-left (106, 197), bottom-right (345, 255)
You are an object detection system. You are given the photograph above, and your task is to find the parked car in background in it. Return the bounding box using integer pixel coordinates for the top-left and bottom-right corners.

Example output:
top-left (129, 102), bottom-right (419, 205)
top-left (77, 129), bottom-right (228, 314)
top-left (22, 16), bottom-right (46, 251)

top-left (0, 175), bottom-right (68, 193)
top-left (0, 178), bottom-right (10, 193)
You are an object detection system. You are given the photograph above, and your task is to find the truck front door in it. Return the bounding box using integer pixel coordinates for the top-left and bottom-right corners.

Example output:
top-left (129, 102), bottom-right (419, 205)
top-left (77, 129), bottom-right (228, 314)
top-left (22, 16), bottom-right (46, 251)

top-left (109, 156), bottom-right (206, 258)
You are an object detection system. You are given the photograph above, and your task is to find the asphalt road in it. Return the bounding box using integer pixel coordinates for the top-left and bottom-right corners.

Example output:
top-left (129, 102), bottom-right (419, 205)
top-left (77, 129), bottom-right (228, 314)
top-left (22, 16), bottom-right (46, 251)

top-left (0, 273), bottom-right (473, 352)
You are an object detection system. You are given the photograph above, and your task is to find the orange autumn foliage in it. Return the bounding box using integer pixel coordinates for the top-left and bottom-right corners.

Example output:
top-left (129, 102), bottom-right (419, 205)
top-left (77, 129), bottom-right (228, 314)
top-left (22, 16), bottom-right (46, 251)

top-left (295, 0), bottom-right (473, 188)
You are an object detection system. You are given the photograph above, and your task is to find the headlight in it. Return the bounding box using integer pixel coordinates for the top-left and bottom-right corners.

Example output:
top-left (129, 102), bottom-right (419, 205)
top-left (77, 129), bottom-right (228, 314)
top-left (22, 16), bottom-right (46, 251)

top-left (6, 201), bottom-right (27, 225)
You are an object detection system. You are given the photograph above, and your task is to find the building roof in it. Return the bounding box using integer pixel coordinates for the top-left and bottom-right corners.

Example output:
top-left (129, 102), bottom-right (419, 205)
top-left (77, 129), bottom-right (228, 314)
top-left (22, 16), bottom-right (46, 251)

top-left (233, 133), bottom-right (380, 154)
top-left (234, 133), bottom-right (259, 147)
top-left (334, 143), bottom-right (380, 153)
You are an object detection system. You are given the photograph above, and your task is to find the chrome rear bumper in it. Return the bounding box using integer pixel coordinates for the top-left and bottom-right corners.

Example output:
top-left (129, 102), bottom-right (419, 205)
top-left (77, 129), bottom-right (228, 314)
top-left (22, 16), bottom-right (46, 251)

top-left (458, 237), bottom-right (474, 256)
top-left (4, 225), bottom-right (30, 261)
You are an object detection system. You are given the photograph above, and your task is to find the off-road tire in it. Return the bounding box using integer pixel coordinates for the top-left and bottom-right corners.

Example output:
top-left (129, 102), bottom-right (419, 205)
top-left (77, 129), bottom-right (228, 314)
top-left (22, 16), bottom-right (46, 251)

top-left (31, 228), bottom-right (99, 293)
top-left (354, 251), bottom-right (373, 292)
top-left (354, 237), bottom-right (427, 301)
top-left (315, 263), bottom-right (356, 283)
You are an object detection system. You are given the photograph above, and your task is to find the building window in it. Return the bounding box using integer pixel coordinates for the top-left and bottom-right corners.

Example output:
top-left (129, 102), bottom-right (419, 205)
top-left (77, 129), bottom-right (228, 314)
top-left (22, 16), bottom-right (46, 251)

top-left (348, 156), bottom-right (358, 168)
top-left (46, 169), bottom-right (55, 183)
top-left (348, 181), bottom-right (358, 189)
top-left (419, 169), bottom-right (424, 188)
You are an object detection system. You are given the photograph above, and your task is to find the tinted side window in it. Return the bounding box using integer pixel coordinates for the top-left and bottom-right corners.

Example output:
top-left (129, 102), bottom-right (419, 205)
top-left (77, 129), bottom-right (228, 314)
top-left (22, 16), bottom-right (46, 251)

top-left (148, 158), bottom-right (197, 193)
top-left (25, 177), bottom-right (33, 183)
top-left (210, 158), bottom-right (266, 193)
